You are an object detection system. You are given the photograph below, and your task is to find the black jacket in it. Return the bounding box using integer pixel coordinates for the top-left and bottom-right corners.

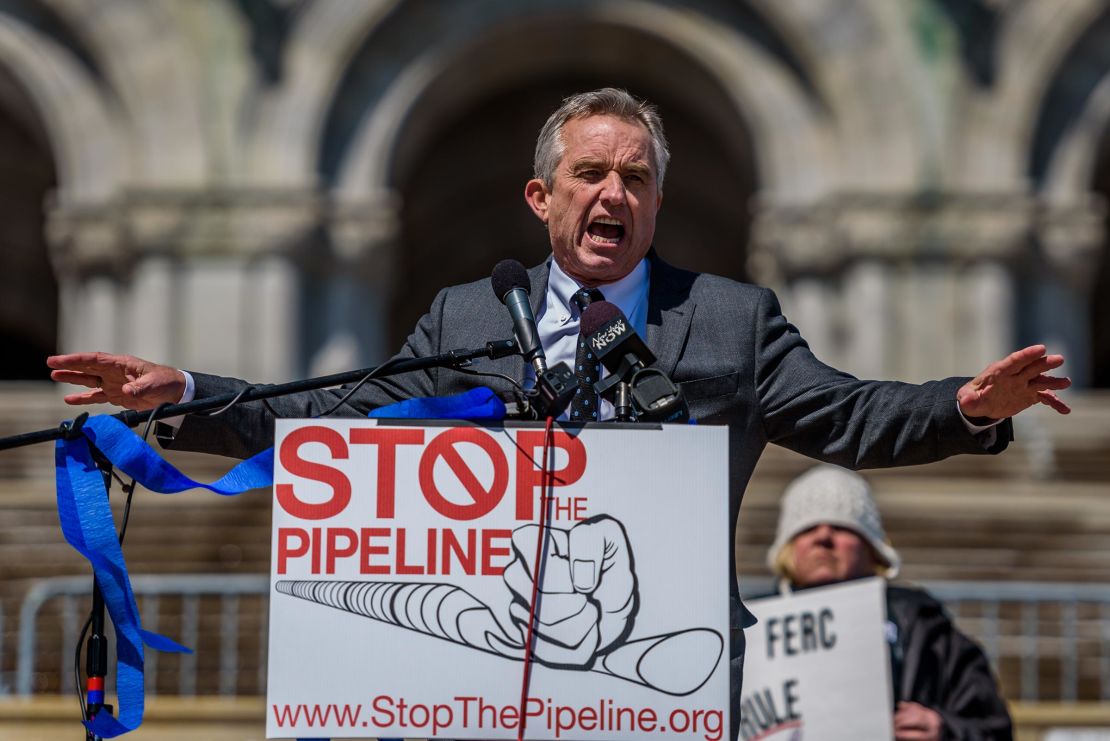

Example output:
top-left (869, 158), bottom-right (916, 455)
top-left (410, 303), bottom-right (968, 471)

top-left (887, 586), bottom-right (1013, 740)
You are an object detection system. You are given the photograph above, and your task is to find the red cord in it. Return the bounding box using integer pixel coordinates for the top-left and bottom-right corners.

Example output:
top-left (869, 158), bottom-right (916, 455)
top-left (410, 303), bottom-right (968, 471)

top-left (516, 415), bottom-right (555, 741)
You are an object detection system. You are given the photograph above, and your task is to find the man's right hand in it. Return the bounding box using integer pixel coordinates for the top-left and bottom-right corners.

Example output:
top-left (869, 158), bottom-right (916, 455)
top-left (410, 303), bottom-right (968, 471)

top-left (48, 352), bottom-right (186, 411)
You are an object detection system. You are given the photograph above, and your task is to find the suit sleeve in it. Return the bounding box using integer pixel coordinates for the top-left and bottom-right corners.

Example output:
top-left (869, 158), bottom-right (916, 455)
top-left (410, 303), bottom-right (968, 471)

top-left (162, 287), bottom-right (449, 459)
top-left (753, 287), bottom-right (1011, 468)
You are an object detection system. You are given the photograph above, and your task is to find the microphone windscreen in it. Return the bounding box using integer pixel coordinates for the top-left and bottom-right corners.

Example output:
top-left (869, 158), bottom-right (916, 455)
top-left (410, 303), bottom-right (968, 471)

top-left (580, 300), bottom-right (623, 336)
top-left (491, 259), bottom-right (530, 301)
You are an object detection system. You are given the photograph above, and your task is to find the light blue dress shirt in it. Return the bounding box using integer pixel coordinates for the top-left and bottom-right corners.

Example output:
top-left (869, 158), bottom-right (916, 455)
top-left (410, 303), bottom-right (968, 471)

top-left (533, 256), bottom-right (650, 421)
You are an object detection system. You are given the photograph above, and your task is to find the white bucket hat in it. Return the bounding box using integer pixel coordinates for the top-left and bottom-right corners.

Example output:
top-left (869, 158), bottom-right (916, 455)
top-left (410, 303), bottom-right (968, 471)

top-left (766, 465), bottom-right (901, 579)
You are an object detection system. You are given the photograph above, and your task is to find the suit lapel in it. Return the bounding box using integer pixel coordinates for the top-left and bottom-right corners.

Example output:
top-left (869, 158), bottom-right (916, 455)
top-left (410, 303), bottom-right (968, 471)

top-left (528, 259), bottom-right (548, 316)
top-left (646, 253), bottom-right (694, 377)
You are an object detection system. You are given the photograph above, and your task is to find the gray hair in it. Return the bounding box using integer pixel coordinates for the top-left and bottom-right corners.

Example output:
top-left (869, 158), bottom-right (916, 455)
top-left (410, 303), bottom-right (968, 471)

top-left (533, 88), bottom-right (670, 190)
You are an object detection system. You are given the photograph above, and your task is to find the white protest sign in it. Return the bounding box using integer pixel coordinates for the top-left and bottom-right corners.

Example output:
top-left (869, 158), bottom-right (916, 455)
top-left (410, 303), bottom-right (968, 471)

top-left (740, 578), bottom-right (892, 740)
top-left (266, 420), bottom-right (730, 740)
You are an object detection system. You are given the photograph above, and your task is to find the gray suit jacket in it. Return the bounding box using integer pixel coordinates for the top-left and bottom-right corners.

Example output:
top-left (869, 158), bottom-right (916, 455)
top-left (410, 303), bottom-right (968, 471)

top-left (169, 253), bottom-right (1010, 731)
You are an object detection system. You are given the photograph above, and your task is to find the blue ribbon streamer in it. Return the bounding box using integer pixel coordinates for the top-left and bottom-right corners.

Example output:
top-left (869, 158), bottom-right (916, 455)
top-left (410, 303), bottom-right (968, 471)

top-left (367, 385), bottom-right (505, 420)
top-left (54, 387), bottom-right (504, 736)
top-left (56, 430), bottom-right (197, 737)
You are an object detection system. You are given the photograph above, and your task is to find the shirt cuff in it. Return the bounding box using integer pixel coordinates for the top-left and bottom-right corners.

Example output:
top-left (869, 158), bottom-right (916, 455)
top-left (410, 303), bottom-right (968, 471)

top-left (159, 371), bottom-right (195, 431)
top-left (957, 400), bottom-right (1000, 447)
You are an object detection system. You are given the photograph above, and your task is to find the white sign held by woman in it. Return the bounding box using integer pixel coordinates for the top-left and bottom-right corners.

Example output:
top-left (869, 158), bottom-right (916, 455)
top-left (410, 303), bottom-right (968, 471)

top-left (741, 578), bottom-right (893, 739)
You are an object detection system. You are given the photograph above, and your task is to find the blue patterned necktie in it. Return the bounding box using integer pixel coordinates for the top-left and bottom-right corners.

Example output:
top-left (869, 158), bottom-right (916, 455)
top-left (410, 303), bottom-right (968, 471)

top-left (570, 287), bottom-right (605, 421)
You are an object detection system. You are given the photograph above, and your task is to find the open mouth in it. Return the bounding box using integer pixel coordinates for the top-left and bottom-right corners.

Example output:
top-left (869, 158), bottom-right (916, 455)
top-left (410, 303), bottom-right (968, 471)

top-left (586, 216), bottom-right (625, 245)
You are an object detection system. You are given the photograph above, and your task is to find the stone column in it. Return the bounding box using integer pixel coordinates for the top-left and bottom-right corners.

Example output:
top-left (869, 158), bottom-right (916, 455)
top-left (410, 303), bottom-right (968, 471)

top-left (47, 188), bottom-right (319, 381)
top-left (751, 192), bottom-right (1032, 382)
top-left (785, 277), bottom-right (839, 367)
top-left (177, 255), bottom-right (249, 376)
top-left (126, 188), bottom-right (319, 380)
top-left (310, 190), bottom-right (400, 377)
top-left (127, 255), bottom-right (177, 363)
top-left (46, 201), bottom-right (129, 355)
top-left (244, 254), bottom-right (300, 382)
top-left (1031, 196), bottom-right (1107, 389)
top-left (843, 260), bottom-right (892, 380)
top-left (959, 260), bottom-right (1013, 377)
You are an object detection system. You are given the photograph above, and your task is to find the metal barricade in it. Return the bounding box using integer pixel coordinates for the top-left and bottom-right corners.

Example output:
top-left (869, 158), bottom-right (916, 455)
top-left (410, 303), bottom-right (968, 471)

top-left (13, 574), bottom-right (268, 697)
top-left (925, 581), bottom-right (1110, 703)
top-left (9, 575), bottom-right (1110, 701)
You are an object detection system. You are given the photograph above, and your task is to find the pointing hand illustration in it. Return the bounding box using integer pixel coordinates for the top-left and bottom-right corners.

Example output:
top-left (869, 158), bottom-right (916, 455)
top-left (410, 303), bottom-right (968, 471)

top-left (277, 513), bottom-right (723, 695)
top-left (503, 515), bottom-right (638, 669)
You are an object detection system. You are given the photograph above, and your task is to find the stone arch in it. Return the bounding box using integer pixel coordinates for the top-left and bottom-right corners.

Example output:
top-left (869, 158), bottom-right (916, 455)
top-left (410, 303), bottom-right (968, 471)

top-left (1011, 2), bottom-right (1110, 388)
top-left (335, 2), bottom-right (827, 202)
top-left (1034, 37), bottom-right (1110, 391)
top-left (325, 1), bottom-right (827, 351)
top-left (43, 0), bottom-right (210, 186)
top-left (241, 0), bottom-right (401, 186)
top-left (1093, 130), bottom-right (1110, 388)
top-left (376, 26), bottom-right (762, 348)
top-left (958, 0), bottom-right (1106, 190)
top-left (0, 7), bottom-right (122, 203)
top-left (1022, 5), bottom-right (1110, 389)
top-left (0, 64), bottom-right (57, 378)
top-left (1028, 5), bottom-right (1110, 193)
top-left (0, 4), bottom-right (130, 360)
top-left (753, 0), bottom-right (927, 191)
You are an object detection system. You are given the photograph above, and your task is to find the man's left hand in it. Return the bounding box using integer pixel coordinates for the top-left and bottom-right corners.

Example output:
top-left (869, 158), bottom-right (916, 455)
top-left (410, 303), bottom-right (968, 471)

top-left (958, 345), bottom-right (1071, 421)
top-left (893, 701), bottom-right (943, 741)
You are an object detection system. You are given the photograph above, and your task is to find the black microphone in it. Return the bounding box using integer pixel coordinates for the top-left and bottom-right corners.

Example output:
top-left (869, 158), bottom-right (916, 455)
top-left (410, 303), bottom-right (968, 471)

top-left (581, 301), bottom-right (688, 423)
top-left (490, 260), bottom-right (576, 419)
top-left (581, 300), bottom-right (656, 373)
top-left (491, 260), bottom-right (546, 374)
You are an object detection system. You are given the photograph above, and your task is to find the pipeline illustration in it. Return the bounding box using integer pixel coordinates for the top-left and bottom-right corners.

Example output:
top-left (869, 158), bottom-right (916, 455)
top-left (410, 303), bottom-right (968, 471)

top-left (275, 578), bottom-right (723, 696)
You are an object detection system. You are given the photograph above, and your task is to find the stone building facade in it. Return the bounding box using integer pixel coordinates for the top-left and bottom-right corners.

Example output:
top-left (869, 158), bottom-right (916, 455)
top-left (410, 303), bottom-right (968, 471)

top-left (4, 0), bottom-right (1110, 711)
top-left (0, 0), bottom-right (1108, 388)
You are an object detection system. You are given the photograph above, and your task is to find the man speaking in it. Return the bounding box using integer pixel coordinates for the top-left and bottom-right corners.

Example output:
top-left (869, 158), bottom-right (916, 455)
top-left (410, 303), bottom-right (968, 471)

top-left (49, 88), bottom-right (1070, 739)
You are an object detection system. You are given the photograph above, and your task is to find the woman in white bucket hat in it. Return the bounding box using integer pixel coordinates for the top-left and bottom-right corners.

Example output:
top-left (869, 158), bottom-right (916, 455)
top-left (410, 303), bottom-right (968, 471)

top-left (767, 465), bottom-right (1012, 741)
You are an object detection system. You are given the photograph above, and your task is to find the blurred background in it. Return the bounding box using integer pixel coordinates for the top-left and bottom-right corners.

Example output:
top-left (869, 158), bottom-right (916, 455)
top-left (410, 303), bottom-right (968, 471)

top-left (0, 0), bottom-right (1108, 738)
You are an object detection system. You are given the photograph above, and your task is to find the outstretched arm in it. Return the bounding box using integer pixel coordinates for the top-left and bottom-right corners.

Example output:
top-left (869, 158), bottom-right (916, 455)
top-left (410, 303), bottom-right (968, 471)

top-left (754, 287), bottom-right (1070, 468)
top-left (45, 286), bottom-right (451, 458)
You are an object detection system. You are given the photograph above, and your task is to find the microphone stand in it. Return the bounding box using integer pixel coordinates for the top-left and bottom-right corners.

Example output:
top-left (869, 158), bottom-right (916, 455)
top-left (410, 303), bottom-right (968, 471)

top-left (613, 382), bottom-right (634, 422)
top-left (84, 585), bottom-right (108, 741)
top-left (53, 415), bottom-right (132, 739)
top-left (0, 338), bottom-right (519, 738)
top-left (76, 425), bottom-right (114, 741)
top-left (593, 356), bottom-right (688, 424)
top-left (595, 353), bottom-right (638, 422)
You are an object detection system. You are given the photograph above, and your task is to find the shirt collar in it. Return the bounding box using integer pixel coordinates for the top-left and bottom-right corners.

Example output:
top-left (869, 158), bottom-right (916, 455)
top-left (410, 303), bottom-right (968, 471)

top-left (547, 256), bottom-right (650, 320)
